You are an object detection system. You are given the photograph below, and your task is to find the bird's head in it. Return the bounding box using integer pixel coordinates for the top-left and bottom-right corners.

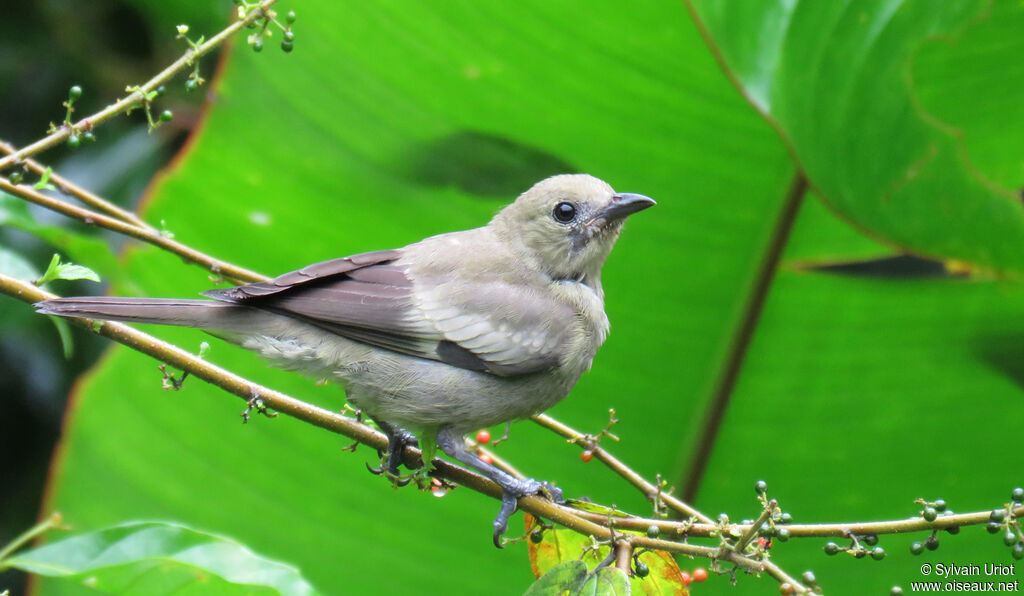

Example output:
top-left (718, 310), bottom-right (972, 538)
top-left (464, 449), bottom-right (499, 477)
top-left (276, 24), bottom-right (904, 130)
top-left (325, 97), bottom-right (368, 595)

top-left (493, 174), bottom-right (655, 284)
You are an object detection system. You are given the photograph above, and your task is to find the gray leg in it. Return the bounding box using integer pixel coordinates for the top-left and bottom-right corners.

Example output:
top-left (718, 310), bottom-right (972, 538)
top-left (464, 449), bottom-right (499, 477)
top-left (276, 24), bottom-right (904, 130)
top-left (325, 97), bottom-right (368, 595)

top-left (366, 420), bottom-right (419, 484)
top-left (436, 426), bottom-right (563, 547)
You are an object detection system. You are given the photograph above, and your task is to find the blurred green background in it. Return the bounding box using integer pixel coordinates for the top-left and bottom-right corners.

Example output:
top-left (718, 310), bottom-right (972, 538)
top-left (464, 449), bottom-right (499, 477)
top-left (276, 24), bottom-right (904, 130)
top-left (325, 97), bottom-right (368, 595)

top-left (2, 0), bottom-right (1023, 594)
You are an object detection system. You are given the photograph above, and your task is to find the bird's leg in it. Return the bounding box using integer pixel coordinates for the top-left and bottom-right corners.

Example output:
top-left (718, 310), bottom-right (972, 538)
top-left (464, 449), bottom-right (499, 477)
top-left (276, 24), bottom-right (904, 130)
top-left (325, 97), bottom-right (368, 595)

top-left (436, 426), bottom-right (564, 547)
top-left (365, 420), bottom-right (419, 486)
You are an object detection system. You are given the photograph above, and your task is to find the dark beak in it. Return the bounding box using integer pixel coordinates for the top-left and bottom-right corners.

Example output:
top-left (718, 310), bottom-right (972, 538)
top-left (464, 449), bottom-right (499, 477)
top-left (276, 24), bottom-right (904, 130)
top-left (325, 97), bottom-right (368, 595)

top-left (600, 192), bottom-right (656, 220)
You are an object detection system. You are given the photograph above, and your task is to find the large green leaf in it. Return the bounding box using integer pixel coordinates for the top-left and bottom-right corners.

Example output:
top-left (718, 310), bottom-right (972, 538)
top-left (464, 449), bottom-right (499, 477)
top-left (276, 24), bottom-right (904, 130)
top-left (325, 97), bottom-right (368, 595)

top-left (687, 0), bottom-right (1024, 275)
top-left (38, 1), bottom-right (794, 595)
top-left (5, 521), bottom-right (317, 596)
top-left (26, 1), bottom-right (1024, 595)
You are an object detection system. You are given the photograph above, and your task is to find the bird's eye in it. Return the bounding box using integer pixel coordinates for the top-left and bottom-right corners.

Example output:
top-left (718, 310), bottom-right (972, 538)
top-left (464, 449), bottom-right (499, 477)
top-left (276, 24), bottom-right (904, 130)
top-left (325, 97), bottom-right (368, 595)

top-left (552, 201), bottom-right (577, 223)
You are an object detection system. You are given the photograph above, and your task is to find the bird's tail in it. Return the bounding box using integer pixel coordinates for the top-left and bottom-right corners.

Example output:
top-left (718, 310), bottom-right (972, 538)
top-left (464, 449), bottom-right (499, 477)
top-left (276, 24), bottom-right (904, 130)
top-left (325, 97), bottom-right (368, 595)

top-left (34, 297), bottom-right (263, 331)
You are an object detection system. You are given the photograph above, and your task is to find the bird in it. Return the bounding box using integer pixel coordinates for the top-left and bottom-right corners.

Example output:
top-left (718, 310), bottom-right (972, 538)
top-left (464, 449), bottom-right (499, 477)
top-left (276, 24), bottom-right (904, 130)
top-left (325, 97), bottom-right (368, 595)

top-left (36, 173), bottom-right (655, 545)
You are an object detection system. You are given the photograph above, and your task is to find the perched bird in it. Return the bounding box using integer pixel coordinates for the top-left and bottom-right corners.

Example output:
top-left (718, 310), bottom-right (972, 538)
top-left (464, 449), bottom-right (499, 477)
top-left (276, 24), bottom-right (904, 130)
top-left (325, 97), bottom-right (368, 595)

top-left (36, 174), bottom-right (654, 544)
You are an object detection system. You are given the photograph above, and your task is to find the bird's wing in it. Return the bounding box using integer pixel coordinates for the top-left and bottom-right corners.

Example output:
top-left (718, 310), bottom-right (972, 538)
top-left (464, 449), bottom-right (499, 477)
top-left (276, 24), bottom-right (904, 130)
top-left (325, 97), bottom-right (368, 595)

top-left (203, 248), bottom-right (575, 376)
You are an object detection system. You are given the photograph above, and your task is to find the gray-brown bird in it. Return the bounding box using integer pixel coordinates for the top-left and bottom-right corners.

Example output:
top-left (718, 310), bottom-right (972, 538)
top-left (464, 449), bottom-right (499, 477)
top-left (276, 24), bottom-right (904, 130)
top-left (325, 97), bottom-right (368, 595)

top-left (36, 174), bottom-right (655, 544)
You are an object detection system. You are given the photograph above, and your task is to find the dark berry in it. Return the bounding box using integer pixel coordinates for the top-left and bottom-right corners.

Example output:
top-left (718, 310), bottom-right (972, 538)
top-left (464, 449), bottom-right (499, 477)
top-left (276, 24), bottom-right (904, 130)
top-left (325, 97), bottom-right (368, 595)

top-left (1013, 542), bottom-right (1023, 561)
top-left (991, 509), bottom-right (1006, 523)
top-left (824, 542), bottom-right (840, 555)
top-left (863, 534), bottom-right (879, 546)
top-left (854, 549), bottom-right (866, 559)
top-left (755, 480), bottom-right (768, 495)
top-left (284, 30), bottom-right (295, 42)
top-left (530, 530), bottom-right (543, 543)
top-left (801, 571), bottom-right (816, 585)
top-left (776, 528), bottom-right (790, 542)
top-left (281, 40), bottom-right (294, 53)
top-left (946, 525), bottom-right (960, 535)
top-left (780, 513), bottom-right (793, 524)
top-left (185, 79), bottom-right (199, 92)
top-left (155, 85), bottom-right (166, 97)
top-left (82, 131), bottom-right (95, 143)
top-left (891, 588), bottom-right (904, 596)
top-left (988, 522), bottom-right (1002, 534)
top-left (1004, 531), bottom-right (1017, 547)
top-left (871, 547), bottom-right (886, 561)
top-left (924, 535), bottom-right (939, 551)
top-left (922, 507), bottom-right (937, 522)
top-left (934, 499), bottom-right (947, 512)
top-left (67, 134), bottom-right (80, 148)
top-left (9, 171), bottom-right (23, 184)
top-left (1012, 487), bottom-right (1024, 503)
top-left (910, 541), bottom-right (924, 555)
top-left (759, 524), bottom-right (773, 537)
top-left (646, 525), bottom-right (659, 538)
top-left (253, 39), bottom-right (263, 52)
top-left (634, 562), bottom-right (649, 578)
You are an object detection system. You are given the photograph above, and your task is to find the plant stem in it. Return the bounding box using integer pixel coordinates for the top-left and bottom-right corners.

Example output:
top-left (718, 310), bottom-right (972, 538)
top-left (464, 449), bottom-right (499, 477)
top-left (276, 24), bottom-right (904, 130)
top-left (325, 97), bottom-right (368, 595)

top-left (531, 413), bottom-right (715, 525)
top-left (0, 0), bottom-right (281, 172)
top-left (0, 141), bottom-right (151, 230)
top-left (0, 178), bottom-right (264, 285)
top-left (0, 512), bottom-right (63, 568)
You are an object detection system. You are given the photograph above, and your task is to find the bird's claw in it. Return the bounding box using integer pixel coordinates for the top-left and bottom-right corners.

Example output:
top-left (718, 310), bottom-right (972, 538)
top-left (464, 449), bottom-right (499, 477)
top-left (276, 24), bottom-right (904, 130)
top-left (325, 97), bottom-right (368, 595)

top-left (491, 478), bottom-right (563, 548)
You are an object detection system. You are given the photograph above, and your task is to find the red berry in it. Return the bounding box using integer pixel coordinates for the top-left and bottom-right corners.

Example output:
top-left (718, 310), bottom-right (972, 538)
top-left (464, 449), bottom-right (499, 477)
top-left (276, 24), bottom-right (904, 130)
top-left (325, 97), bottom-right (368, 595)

top-left (680, 571), bottom-right (691, 585)
top-left (479, 453), bottom-right (493, 464)
top-left (476, 429), bottom-right (491, 444)
top-left (580, 450), bottom-right (594, 462)
top-left (693, 568), bottom-right (708, 583)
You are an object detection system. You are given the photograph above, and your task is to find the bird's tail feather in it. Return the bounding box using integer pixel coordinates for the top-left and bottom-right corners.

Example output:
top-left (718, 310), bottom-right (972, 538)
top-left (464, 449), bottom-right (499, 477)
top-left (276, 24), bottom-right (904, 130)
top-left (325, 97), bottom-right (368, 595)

top-left (34, 297), bottom-right (262, 331)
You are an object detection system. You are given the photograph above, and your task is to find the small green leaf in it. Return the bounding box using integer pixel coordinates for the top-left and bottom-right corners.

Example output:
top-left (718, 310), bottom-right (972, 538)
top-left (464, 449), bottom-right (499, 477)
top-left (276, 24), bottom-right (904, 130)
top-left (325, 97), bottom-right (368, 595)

top-left (523, 560), bottom-right (587, 596)
top-left (36, 254), bottom-right (101, 286)
top-left (419, 429), bottom-right (438, 473)
top-left (4, 521), bottom-right (319, 596)
top-left (33, 166), bottom-right (56, 191)
top-left (50, 316), bottom-right (74, 359)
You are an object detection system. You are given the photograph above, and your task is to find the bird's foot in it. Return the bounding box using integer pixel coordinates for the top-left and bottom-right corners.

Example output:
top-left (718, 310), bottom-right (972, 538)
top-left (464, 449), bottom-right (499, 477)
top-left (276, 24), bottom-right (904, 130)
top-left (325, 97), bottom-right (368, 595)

top-left (365, 427), bottom-right (420, 481)
top-left (492, 478), bottom-right (564, 548)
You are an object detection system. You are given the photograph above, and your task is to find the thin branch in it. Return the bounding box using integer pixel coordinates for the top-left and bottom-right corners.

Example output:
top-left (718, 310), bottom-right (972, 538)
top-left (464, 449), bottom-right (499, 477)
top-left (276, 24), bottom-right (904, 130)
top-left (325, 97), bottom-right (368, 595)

top-left (0, 178), bottom-right (264, 285)
top-left (613, 540), bottom-right (632, 575)
top-left (0, 0), bottom-right (282, 172)
top-left (531, 413), bottom-right (714, 525)
top-left (0, 141), bottom-right (151, 230)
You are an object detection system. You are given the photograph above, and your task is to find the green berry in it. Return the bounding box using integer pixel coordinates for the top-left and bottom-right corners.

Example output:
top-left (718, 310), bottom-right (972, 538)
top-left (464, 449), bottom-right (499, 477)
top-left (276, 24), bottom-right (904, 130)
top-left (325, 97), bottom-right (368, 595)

top-left (68, 85), bottom-right (82, 101)
top-left (284, 30), bottom-right (295, 42)
top-left (863, 534), bottom-right (879, 546)
top-left (286, 10), bottom-right (296, 23)
top-left (185, 79), bottom-right (198, 92)
top-left (159, 110), bottom-right (173, 123)
top-left (634, 562), bottom-right (649, 578)
top-left (933, 499), bottom-right (947, 512)
top-left (991, 509), bottom-right (1006, 523)
top-left (776, 528), bottom-right (790, 542)
top-left (891, 587), bottom-right (904, 596)
top-left (824, 542), bottom-right (840, 555)
top-left (1012, 487), bottom-right (1024, 503)
top-left (922, 507), bottom-right (937, 522)
top-left (801, 571), bottom-right (816, 585)
top-left (780, 513), bottom-right (793, 524)
top-left (1013, 542), bottom-right (1024, 561)
top-left (82, 131), bottom-right (95, 143)
top-left (871, 547), bottom-right (886, 561)
top-left (253, 39), bottom-right (263, 52)
top-left (67, 133), bottom-right (81, 148)
top-left (925, 535), bottom-right (939, 551)
top-left (646, 525), bottom-right (659, 538)
top-left (155, 85), bottom-right (166, 97)
top-left (281, 39), bottom-right (294, 53)
top-left (530, 530), bottom-right (543, 544)
top-left (988, 522), bottom-right (1002, 534)
top-left (755, 480), bottom-right (768, 495)
top-left (9, 171), bottom-right (23, 184)
top-left (759, 524), bottom-right (773, 537)
top-left (910, 541), bottom-right (924, 555)
top-left (1004, 531), bottom-right (1017, 547)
